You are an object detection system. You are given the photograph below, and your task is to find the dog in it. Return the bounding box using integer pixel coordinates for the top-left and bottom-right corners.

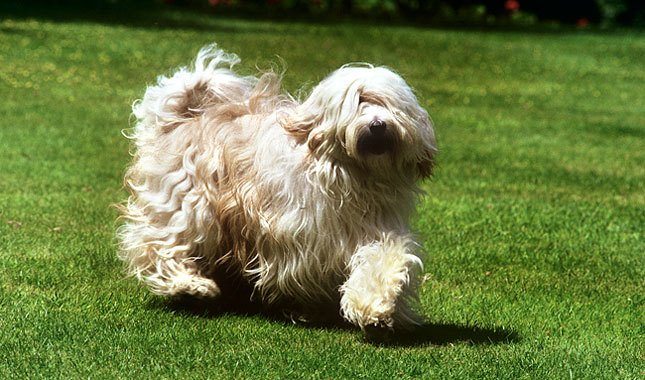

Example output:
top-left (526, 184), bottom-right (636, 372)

top-left (118, 44), bottom-right (437, 333)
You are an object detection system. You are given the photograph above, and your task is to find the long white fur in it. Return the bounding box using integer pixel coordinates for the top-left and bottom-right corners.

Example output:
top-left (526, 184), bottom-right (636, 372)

top-left (118, 44), bottom-right (437, 330)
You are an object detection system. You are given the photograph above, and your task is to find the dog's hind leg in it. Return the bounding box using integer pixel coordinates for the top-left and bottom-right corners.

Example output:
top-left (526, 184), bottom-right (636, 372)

top-left (117, 45), bottom-right (247, 298)
top-left (119, 116), bottom-right (221, 298)
top-left (126, 248), bottom-right (220, 298)
top-left (339, 233), bottom-right (424, 331)
top-left (118, 188), bottom-right (221, 298)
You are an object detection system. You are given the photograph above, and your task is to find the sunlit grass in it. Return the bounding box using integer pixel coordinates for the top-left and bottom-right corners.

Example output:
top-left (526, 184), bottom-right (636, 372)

top-left (0, 9), bottom-right (643, 379)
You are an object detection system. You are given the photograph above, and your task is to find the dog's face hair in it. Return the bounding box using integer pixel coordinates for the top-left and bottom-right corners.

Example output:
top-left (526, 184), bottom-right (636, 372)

top-left (289, 66), bottom-right (436, 179)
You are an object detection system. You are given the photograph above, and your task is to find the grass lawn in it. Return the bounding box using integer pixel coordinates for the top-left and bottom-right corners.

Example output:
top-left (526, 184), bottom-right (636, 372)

top-left (0, 5), bottom-right (643, 379)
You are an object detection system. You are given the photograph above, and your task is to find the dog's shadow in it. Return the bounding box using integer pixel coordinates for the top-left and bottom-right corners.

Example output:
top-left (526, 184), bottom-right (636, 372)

top-left (371, 322), bottom-right (520, 347)
top-left (155, 296), bottom-right (520, 347)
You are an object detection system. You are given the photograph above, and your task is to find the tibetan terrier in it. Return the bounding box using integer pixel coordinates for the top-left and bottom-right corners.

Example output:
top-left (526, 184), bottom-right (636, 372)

top-left (118, 44), bottom-right (437, 333)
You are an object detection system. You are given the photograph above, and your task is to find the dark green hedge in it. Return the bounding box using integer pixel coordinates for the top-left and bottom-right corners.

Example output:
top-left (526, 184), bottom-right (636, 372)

top-left (176, 0), bottom-right (644, 25)
top-left (5, 0), bottom-right (645, 25)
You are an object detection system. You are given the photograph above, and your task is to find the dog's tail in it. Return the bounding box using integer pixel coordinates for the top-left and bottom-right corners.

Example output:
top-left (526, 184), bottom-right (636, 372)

top-left (129, 44), bottom-right (257, 137)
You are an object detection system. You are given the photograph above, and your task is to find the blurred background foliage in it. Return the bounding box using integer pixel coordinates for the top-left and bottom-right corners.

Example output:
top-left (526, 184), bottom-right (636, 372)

top-left (2, 0), bottom-right (644, 27)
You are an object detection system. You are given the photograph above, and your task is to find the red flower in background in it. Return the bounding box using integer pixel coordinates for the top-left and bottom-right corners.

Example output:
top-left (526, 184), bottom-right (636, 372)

top-left (504, 0), bottom-right (520, 12)
top-left (576, 18), bottom-right (590, 28)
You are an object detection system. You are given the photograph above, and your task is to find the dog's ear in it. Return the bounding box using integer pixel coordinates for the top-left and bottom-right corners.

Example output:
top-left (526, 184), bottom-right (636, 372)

top-left (416, 116), bottom-right (437, 180)
top-left (417, 148), bottom-right (436, 179)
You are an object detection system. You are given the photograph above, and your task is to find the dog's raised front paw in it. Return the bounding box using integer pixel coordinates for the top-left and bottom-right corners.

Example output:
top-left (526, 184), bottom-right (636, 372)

top-left (340, 290), bottom-right (396, 329)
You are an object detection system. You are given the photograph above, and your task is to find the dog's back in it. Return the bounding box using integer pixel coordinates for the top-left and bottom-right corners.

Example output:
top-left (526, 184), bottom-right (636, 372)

top-left (118, 45), bottom-right (299, 298)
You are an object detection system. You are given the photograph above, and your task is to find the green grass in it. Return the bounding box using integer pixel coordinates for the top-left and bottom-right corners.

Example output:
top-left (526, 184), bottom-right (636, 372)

top-left (0, 7), bottom-right (643, 379)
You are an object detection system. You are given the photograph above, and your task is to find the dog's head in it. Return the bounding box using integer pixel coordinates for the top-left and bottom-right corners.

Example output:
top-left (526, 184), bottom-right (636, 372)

top-left (289, 65), bottom-right (436, 179)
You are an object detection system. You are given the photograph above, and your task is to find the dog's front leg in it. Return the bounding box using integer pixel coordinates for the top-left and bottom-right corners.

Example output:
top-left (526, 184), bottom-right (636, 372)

top-left (340, 233), bottom-right (424, 332)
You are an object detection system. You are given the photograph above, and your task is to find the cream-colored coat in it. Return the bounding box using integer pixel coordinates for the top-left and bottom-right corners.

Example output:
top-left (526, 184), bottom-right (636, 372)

top-left (118, 45), bottom-right (436, 331)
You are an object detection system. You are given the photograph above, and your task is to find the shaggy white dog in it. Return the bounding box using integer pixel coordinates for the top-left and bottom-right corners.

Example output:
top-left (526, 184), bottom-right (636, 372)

top-left (118, 44), bottom-right (437, 333)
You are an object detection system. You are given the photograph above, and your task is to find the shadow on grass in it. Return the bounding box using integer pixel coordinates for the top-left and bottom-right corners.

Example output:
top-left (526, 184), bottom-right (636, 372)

top-left (155, 295), bottom-right (520, 347)
top-left (372, 323), bottom-right (520, 347)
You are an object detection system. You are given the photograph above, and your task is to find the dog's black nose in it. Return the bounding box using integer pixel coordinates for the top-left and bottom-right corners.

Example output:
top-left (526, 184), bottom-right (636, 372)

top-left (369, 119), bottom-right (386, 134)
top-left (358, 119), bottom-right (394, 156)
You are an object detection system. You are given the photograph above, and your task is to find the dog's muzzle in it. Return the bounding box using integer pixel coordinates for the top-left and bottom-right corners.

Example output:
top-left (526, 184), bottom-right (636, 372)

top-left (357, 119), bottom-right (395, 156)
